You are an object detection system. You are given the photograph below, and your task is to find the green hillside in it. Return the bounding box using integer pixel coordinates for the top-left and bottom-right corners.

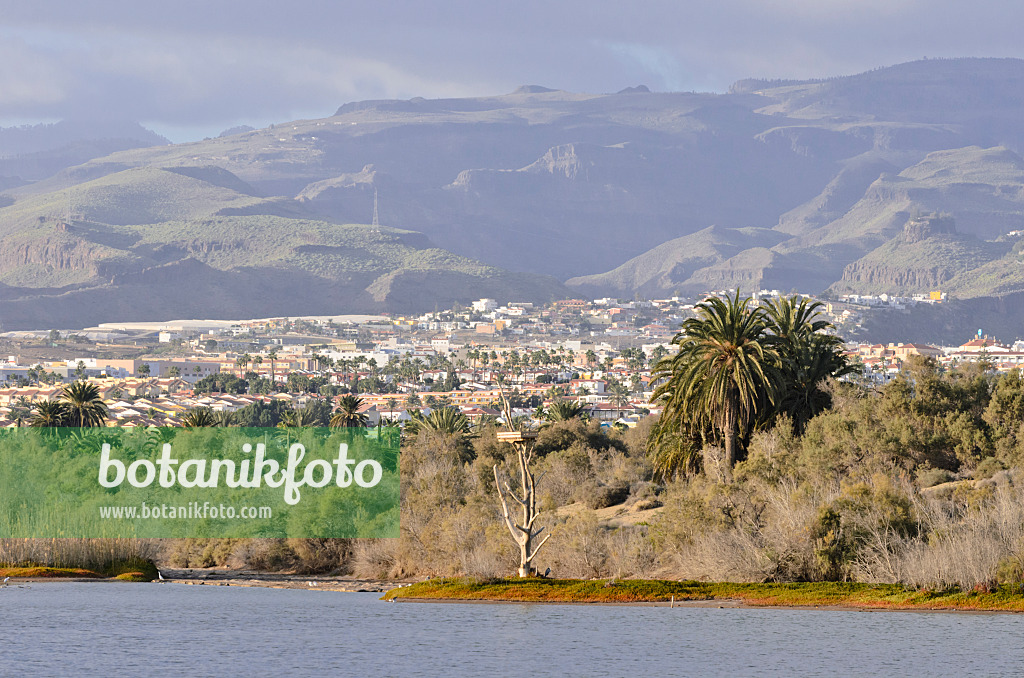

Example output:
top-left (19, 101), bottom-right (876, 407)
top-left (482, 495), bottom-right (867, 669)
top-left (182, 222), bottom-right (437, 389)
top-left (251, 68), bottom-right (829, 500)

top-left (0, 166), bottom-right (566, 329)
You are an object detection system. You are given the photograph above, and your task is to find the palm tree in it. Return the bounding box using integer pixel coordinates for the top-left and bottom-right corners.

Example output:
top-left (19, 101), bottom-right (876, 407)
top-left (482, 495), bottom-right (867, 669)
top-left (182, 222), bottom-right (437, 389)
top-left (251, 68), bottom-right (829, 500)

top-left (236, 353), bottom-right (250, 376)
top-left (764, 296), bottom-right (855, 433)
top-left (545, 399), bottom-right (587, 422)
top-left (608, 383), bottom-right (631, 408)
top-left (213, 410), bottom-right (236, 427)
top-left (59, 381), bottom-right (109, 427)
top-left (278, 405), bottom-right (320, 428)
top-left (181, 407), bottom-right (218, 428)
top-left (330, 395), bottom-right (368, 428)
top-left (30, 400), bottom-right (67, 427)
top-left (651, 292), bottom-right (779, 478)
top-left (267, 348), bottom-right (278, 383)
top-left (404, 406), bottom-right (472, 436)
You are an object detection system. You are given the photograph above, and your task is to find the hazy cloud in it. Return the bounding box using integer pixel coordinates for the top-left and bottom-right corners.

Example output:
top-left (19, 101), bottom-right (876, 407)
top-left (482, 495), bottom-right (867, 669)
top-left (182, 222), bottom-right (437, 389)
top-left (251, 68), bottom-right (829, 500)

top-left (2, 1), bottom-right (1023, 140)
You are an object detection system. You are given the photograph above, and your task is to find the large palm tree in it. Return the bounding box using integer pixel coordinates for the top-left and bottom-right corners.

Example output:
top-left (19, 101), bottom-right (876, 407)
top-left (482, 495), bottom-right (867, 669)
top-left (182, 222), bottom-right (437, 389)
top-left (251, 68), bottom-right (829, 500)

top-left (330, 395), bottom-right (368, 428)
top-left (545, 399), bottom-right (587, 422)
top-left (278, 405), bottom-right (320, 428)
top-left (59, 381), bottom-right (109, 427)
top-left (404, 406), bottom-right (472, 436)
top-left (30, 400), bottom-right (67, 427)
top-left (181, 406), bottom-right (219, 428)
top-left (651, 292), bottom-right (779, 477)
top-left (764, 296), bottom-right (856, 433)
top-left (213, 410), bottom-right (236, 427)
top-left (608, 382), bottom-right (631, 408)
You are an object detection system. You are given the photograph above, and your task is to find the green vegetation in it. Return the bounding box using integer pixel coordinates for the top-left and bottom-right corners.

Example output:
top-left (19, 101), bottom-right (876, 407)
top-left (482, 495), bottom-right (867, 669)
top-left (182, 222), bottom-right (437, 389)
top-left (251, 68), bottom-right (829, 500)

top-left (330, 395), bottom-right (369, 428)
top-left (404, 407), bottom-right (473, 436)
top-left (0, 538), bottom-right (159, 581)
top-left (0, 559), bottom-right (158, 582)
top-left (0, 165), bottom-right (567, 328)
top-left (649, 293), bottom-right (852, 480)
top-left (384, 578), bottom-right (1024, 612)
top-left (28, 381), bottom-right (109, 427)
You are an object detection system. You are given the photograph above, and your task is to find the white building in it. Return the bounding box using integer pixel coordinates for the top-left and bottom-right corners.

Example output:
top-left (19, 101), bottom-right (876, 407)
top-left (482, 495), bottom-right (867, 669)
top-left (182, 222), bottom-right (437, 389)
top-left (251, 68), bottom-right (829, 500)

top-left (472, 298), bottom-right (498, 313)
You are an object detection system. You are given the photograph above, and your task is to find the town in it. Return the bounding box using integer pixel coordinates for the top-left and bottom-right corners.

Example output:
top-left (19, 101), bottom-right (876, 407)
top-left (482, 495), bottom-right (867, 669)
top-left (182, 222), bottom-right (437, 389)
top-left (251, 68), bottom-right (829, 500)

top-left (0, 290), bottom-right (1015, 428)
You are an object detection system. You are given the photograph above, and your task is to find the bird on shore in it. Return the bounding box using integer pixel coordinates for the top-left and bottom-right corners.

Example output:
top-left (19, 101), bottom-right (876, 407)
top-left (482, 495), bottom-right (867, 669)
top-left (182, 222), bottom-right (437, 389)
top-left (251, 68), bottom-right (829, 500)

top-left (157, 570), bottom-right (165, 581)
top-left (2, 577), bottom-right (9, 587)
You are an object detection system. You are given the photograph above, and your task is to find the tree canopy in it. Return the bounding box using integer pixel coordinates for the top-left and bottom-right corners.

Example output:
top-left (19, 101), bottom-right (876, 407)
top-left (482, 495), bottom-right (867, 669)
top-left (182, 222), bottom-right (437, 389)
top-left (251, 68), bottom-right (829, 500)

top-left (649, 292), bottom-right (853, 480)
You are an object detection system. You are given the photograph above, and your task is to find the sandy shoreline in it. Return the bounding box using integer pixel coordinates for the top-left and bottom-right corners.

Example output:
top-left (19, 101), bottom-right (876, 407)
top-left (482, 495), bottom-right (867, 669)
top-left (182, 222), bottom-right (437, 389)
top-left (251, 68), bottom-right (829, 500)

top-left (2, 568), bottom-right (410, 593)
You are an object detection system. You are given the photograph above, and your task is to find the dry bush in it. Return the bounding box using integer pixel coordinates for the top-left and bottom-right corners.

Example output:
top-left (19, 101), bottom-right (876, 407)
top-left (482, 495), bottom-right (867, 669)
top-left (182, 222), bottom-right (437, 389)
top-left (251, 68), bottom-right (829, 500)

top-left (351, 539), bottom-right (402, 579)
top-left (653, 478), bottom-right (826, 582)
top-left (541, 514), bottom-right (610, 578)
top-left (163, 538), bottom-right (241, 568)
top-left (0, 538), bottom-right (155, 571)
top-left (872, 480), bottom-right (1024, 589)
top-left (667, 529), bottom-right (777, 582)
top-left (286, 539), bottom-right (351, 574)
top-left (539, 515), bottom-right (656, 580)
top-left (606, 527), bottom-right (658, 579)
top-left (232, 539), bottom-right (297, 571)
top-left (538, 444), bottom-right (593, 509)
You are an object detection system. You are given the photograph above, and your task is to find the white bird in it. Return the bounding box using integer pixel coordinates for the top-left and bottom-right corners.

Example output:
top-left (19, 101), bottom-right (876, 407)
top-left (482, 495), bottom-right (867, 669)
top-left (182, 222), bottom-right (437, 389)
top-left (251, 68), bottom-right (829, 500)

top-left (157, 571), bottom-right (165, 581)
top-left (2, 577), bottom-right (9, 587)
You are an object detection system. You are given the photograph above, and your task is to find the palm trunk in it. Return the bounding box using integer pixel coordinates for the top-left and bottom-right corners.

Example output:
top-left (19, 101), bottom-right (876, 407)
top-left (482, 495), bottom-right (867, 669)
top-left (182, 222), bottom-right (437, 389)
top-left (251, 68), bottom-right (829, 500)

top-left (723, 397), bottom-right (738, 482)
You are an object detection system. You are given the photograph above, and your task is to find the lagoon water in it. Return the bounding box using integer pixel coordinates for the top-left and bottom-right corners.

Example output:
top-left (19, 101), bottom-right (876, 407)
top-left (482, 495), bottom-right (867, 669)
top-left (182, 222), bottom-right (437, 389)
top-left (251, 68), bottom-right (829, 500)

top-left (1, 583), bottom-right (1022, 676)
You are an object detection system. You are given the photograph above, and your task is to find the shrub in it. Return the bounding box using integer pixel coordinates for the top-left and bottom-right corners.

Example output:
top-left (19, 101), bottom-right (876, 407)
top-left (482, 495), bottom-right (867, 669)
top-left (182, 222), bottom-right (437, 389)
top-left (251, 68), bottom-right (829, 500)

top-left (917, 467), bottom-right (953, 488)
top-left (974, 457), bottom-right (1004, 480)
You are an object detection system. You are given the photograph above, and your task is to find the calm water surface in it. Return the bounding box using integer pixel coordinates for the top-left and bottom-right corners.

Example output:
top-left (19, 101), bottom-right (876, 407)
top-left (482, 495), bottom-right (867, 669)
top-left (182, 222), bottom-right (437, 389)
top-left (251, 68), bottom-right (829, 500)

top-left (1, 583), bottom-right (1022, 676)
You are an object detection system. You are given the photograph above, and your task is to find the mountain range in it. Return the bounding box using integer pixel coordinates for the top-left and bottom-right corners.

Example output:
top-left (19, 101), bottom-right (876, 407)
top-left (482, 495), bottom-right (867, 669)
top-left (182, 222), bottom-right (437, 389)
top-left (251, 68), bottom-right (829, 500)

top-left (6, 58), bottom-right (1024, 332)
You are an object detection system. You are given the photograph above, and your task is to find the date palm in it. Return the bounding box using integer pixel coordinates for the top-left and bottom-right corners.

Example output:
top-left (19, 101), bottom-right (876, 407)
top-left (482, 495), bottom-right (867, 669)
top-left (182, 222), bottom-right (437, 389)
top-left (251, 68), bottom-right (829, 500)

top-left (404, 406), bottom-right (472, 436)
top-left (651, 292), bottom-right (779, 478)
top-left (59, 381), bottom-right (109, 427)
top-left (278, 406), bottom-right (320, 428)
top-left (545, 399), bottom-right (587, 422)
top-left (764, 296), bottom-right (856, 433)
top-left (266, 348), bottom-right (278, 383)
top-left (181, 406), bottom-right (218, 428)
top-left (330, 395), bottom-right (368, 428)
top-left (30, 400), bottom-right (67, 428)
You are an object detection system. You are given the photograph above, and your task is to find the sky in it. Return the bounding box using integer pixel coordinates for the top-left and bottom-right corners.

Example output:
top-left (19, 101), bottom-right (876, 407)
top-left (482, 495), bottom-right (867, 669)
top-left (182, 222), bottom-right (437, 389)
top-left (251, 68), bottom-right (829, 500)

top-left (2, 1), bottom-right (1023, 142)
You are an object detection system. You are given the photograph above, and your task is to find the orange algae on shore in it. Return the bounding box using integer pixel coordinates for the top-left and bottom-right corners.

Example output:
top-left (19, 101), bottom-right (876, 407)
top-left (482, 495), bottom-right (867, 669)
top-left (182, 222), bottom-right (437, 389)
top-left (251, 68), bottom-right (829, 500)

top-left (383, 578), bottom-right (1024, 612)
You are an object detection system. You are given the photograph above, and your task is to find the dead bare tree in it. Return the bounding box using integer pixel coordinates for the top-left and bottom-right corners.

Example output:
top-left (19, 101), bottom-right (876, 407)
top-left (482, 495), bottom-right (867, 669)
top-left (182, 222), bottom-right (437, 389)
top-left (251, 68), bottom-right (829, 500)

top-left (494, 386), bottom-right (550, 577)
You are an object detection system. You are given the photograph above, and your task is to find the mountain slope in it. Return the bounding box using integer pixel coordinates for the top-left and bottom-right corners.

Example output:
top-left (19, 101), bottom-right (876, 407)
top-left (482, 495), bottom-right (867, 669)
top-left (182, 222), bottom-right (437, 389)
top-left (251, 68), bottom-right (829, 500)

top-left (565, 226), bottom-right (785, 297)
top-left (0, 167), bottom-right (566, 329)
top-left (10, 59), bottom-right (1024, 319)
